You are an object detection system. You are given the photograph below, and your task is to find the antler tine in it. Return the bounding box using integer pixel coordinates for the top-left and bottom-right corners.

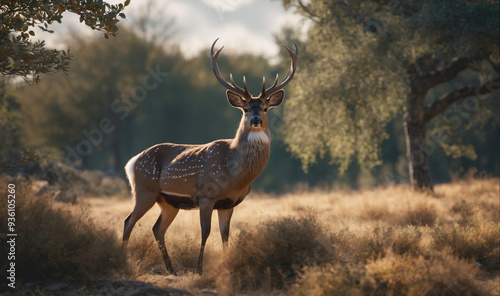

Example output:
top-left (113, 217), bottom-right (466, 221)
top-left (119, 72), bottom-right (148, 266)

top-left (229, 74), bottom-right (251, 97)
top-left (243, 76), bottom-right (250, 96)
top-left (229, 74), bottom-right (238, 88)
top-left (271, 73), bottom-right (279, 88)
top-left (261, 40), bottom-right (299, 98)
top-left (261, 74), bottom-right (279, 96)
top-left (261, 76), bottom-right (266, 95)
top-left (211, 38), bottom-right (250, 99)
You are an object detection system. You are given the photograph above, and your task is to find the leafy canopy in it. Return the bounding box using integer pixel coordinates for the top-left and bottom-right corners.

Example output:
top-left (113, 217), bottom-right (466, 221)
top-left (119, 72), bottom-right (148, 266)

top-left (282, 0), bottom-right (499, 172)
top-left (0, 0), bottom-right (129, 83)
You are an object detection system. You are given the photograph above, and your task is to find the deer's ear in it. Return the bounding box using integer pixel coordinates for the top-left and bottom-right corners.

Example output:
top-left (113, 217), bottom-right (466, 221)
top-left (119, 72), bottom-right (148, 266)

top-left (267, 90), bottom-right (285, 108)
top-left (227, 90), bottom-right (246, 109)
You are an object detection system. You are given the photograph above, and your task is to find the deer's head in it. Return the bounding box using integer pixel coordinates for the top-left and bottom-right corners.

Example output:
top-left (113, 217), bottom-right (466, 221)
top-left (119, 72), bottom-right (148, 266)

top-left (211, 39), bottom-right (298, 131)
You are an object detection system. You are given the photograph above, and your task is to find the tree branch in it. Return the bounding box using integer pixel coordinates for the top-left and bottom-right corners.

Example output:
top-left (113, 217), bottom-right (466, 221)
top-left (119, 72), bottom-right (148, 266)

top-left (421, 57), bottom-right (471, 91)
top-left (296, 0), bottom-right (319, 21)
top-left (424, 78), bottom-right (500, 122)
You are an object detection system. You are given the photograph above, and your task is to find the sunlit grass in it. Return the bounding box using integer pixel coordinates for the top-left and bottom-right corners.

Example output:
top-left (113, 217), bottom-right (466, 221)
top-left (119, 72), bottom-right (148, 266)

top-left (89, 178), bottom-right (497, 295)
top-left (2, 176), bottom-right (498, 295)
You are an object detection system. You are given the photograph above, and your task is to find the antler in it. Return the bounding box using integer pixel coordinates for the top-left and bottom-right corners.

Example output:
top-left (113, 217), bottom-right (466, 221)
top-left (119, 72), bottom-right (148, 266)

top-left (211, 38), bottom-right (299, 99)
top-left (260, 40), bottom-right (299, 98)
top-left (211, 38), bottom-right (251, 99)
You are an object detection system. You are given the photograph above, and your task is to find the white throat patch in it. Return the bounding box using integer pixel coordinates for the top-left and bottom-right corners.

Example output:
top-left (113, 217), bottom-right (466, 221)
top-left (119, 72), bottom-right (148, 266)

top-left (247, 131), bottom-right (270, 143)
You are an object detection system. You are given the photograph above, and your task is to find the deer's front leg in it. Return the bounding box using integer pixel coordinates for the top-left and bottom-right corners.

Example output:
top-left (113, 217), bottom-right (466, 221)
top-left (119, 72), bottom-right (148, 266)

top-left (217, 208), bottom-right (233, 251)
top-left (197, 198), bottom-right (214, 275)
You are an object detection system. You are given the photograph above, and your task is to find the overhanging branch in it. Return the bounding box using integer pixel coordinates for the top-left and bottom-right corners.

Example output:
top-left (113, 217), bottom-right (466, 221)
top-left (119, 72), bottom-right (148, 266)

top-left (424, 78), bottom-right (500, 122)
top-left (421, 57), bottom-right (471, 91)
top-left (296, 0), bottom-right (319, 21)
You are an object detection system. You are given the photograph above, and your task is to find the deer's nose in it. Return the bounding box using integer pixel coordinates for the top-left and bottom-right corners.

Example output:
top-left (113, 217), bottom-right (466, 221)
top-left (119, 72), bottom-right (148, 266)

top-left (250, 117), bottom-right (262, 127)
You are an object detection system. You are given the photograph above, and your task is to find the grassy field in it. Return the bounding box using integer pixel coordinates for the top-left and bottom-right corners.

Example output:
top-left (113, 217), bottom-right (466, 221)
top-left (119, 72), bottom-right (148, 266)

top-left (1, 177), bottom-right (499, 295)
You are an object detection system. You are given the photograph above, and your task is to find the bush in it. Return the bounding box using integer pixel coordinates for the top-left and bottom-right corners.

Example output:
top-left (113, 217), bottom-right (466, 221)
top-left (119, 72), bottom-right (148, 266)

top-left (0, 178), bottom-right (126, 286)
top-left (291, 252), bottom-right (488, 296)
top-left (288, 263), bottom-right (360, 296)
top-left (206, 217), bottom-right (426, 295)
top-left (20, 159), bottom-right (128, 201)
top-left (343, 225), bottom-right (423, 263)
top-left (80, 170), bottom-right (128, 197)
top-left (403, 201), bottom-right (437, 226)
top-left (432, 212), bottom-right (500, 267)
top-left (213, 212), bottom-right (334, 293)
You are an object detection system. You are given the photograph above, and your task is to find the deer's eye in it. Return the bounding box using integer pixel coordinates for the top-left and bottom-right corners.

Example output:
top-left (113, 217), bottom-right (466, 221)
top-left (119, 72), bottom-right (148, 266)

top-left (263, 108), bottom-right (268, 112)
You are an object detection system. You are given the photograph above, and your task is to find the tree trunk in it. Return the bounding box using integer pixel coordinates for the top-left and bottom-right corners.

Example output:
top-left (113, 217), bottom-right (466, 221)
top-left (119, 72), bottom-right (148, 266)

top-left (404, 90), bottom-right (433, 192)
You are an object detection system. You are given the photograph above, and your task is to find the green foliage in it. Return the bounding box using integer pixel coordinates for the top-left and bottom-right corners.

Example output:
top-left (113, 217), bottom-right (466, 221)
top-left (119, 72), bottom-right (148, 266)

top-left (5, 12), bottom-right (499, 190)
top-left (0, 77), bottom-right (49, 171)
top-left (0, 0), bottom-right (129, 83)
top-left (282, 0), bottom-right (499, 173)
top-left (0, 78), bottom-right (22, 159)
top-left (15, 29), bottom-right (174, 171)
top-left (11, 28), bottom-right (288, 176)
top-left (0, 149), bottom-right (47, 170)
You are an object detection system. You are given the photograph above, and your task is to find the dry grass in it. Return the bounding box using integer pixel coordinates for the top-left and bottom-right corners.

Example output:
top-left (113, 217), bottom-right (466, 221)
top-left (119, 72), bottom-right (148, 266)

top-left (290, 251), bottom-right (487, 296)
top-left (432, 212), bottom-right (500, 268)
top-left (2, 175), bottom-right (498, 295)
top-left (211, 212), bottom-right (334, 294)
top-left (105, 178), bottom-right (498, 295)
top-left (0, 178), bottom-right (126, 285)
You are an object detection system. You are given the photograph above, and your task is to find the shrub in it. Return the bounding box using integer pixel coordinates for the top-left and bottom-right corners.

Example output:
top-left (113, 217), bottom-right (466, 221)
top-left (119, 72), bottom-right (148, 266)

top-left (80, 170), bottom-right (128, 197)
top-left (0, 178), bottom-right (126, 285)
top-left (366, 251), bottom-right (487, 296)
top-left (450, 199), bottom-right (474, 224)
top-left (290, 252), bottom-right (488, 296)
top-left (432, 213), bottom-right (500, 267)
top-left (361, 201), bottom-right (390, 221)
top-left (288, 263), bottom-right (361, 296)
top-left (213, 212), bottom-right (334, 293)
top-left (352, 226), bottom-right (423, 262)
top-left (403, 201), bottom-right (437, 226)
top-left (20, 159), bottom-right (129, 200)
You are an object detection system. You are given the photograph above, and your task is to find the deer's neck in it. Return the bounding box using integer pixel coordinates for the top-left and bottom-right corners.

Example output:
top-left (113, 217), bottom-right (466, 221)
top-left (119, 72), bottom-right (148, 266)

top-left (229, 118), bottom-right (271, 180)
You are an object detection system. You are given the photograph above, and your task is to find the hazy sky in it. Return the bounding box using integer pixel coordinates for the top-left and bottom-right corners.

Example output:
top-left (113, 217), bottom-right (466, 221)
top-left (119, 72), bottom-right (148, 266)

top-left (40, 0), bottom-right (303, 61)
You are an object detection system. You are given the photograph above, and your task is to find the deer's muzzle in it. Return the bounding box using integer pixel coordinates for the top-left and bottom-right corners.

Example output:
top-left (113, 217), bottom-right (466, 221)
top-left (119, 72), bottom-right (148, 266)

top-left (250, 117), bottom-right (263, 127)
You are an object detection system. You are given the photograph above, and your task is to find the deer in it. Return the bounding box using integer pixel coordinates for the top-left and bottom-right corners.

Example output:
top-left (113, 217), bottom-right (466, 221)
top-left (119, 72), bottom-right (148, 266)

top-left (122, 38), bottom-right (298, 275)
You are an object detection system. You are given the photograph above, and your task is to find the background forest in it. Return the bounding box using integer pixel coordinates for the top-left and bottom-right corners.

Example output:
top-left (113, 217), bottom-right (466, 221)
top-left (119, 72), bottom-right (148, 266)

top-left (0, 0), bottom-right (498, 192)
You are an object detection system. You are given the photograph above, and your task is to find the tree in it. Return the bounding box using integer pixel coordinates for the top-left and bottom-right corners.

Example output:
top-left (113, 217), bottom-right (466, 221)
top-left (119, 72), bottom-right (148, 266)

top-left (282, 0), bottom-right (500, 191)
top-left (0, 0), bottom-right (129, 83)
top-left (15, 28), bottom-right (177, 172)
top-left (0, 76), bottom-right (49, 171)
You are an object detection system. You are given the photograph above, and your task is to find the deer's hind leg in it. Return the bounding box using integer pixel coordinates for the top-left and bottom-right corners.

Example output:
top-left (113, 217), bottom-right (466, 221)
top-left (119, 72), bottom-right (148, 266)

top-left (153, 197), bottom-right (179, 275)
top-left (122, 190), bottom-right (159, 250)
